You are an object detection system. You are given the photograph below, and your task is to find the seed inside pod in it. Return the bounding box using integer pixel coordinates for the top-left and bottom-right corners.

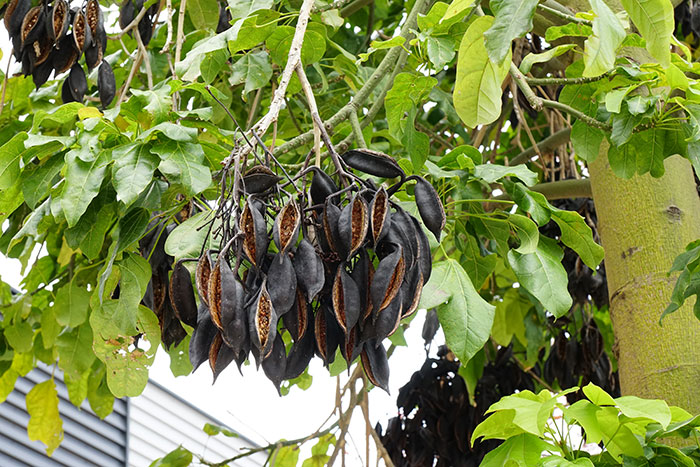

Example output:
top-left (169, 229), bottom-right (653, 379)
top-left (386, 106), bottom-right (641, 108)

top-left (371, 246), bottom-right (405, 315)
top-left (208, 257), bottom-right (224, 329)
top-left (72, 10), bottom-right (91, 53)
top-left (20, 6), bottom-right (45, 48)
top-left (370, 187), bottom-right (390, 244)
top-left (48, 0), bottom-right (69, 42)
top-left (273, 201), bottom-right (300, 254)
top-left (240, 201), bottom-right (268, 267)
top-left (332, 266), bottom-right (360, 334)
top-left (338, 194), bottom-right (369, 259)
top-left (5, 0), bottom-right (31, 37)
top-left (251, 283), bottom-right (277, 356)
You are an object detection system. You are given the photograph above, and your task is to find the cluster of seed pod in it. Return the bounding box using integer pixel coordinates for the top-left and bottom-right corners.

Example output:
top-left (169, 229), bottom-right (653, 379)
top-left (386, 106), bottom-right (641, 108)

top-left (118, 0), bottom-right (158, 46)
top-left (3, 0), bottom-right (115, 106)
top-left (167, 149), bottom-right (445, 393)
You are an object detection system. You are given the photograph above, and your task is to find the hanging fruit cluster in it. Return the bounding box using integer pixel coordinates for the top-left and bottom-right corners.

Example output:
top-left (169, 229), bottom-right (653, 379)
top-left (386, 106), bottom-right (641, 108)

top-left (166, 147), bottom-right (444, 392)
top-left (118, 0), bottom-right (158, 46)
top-left (378, 346), bottom-right (536, 467)
top-left (3, 0), bottom-right (115, 105)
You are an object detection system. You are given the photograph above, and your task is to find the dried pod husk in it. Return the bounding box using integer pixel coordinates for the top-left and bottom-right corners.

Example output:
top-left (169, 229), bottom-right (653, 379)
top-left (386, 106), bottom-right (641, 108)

top-left (370, 187), bottom-right (391, 245)
top-left (350, 249), bottom-right (373, 323)
top-left (337, 194), bottom-right (369, 260)
top-left (262, 333), bottom-right (287, 394)
top-left (61, 75), bottom-right (75, 103)
top-left (340, 149), bottom-right (405, 179)
top-left (47, 0), bottom-right (69, 42)
top-left (32, 56), bottom-right (53, 89)
top-left (216, 2), bottom-right (232, 33)
top-left (341, 325), bottom-right (362, 367)
top-left (411, 216), bottom-right (432, 282)
top-left (138, 1), bottom-right (158, 45)
top-left (400, 266), bottom-right (423, 320)
top-left (195, 250), bottom-right (213, 306)
top-left (20, 6), bottom-right (46, 50)
top-left (267, 253), bottom-right (297, 315)
top-left (391, 209), bottom-right (419, 268)
top-left (160, 298), bottom-right (188, 349)
top-left (361, 339), bottom-right (390, 393)
top-left (67, 63), bottom-right (87, 101)
top-left (249, 281), bottom-right (278, 358)
top-left (332, 265), bottom-right (361, 334)
top-left (273, 201), bottom-right (300, 254)
top-left (151, 269), bottom-right (168, 315)
top-left (86, 0), bottom-right (103, 44)
top-left (292, 239), bottom-right (325, 300)
top-left (72, 10), bottom-right (91, 53)
top-left (4, 0), bottom-right (31, 38)
top-left (315, 300), bottom-right (342, 365)
top-left (209, 333), bottom-right (235, 382)
top-left (283, 289), bottom-right (310, 342)
top-left (12, 34), bottom-right (23, 61)
top-left (53, 34), bottom-right (78, 74)
top-left (84, 40), bottom-right (102, 71)
top-left (370, 246), bottom-right (405, 316)
top-left (414, 176), bottom-right (445, 240)
top-left (220, 275), bottom-right (247, 356)
top-left (310, 167), bottom-right (338, 207)
top-left (370, 293), bottom-right (402, 344)
top-left (31, 34), bottom-right (53, 67)
top-left (421, 309), bottom-right (440, 346)
top-left (190, 304), bottom-right (218, 371)
top-left (284, 320), bottom-right (315, 380)
top-left (119, 0), bottom-right (134, 30)
top-left (242, 165), bottom-right (283, 194)
top-left (321, 199), bottom-right (342, 254)
top-left (240, 200), bottom-right (269, 267)
top-left (169, 260), bottom-right (198, 327)
top-left (97, 59), bottom-right (116, 108)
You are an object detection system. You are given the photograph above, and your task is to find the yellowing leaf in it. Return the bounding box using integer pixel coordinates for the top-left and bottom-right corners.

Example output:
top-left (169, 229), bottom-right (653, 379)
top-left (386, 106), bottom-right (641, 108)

top-left (77, 106), bottom-right (103, 120)
top-left (26, 379), bottom-right (64, 456)
top-left (453, 16), bottom-right (511, 128)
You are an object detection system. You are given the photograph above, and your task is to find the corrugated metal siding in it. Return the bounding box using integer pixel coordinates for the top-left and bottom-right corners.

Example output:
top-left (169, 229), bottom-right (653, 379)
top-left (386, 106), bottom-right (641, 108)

top-left (128, 382), bottom-right (265, 467)
top-left (0, 365), bottom-right (128, 467)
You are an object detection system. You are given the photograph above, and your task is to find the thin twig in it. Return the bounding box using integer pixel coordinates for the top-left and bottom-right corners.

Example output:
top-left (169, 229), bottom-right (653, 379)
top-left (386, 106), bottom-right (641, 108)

top-left (361, 377), bottom-right (395, 467)
top-left (161, 0), bottom-right (174, 53)
top-left (349, 111), bottom-right (366, 148)
top-left (110, 3), bottom-right (150, 40)
top-left (117, 50), bottom-right (144, 105)
top-left (511, 80), bottom-right (541, 158)
top-left (134, 27), bottom-right (153, 89)
top-left (510, 127), bottom-right (571, 165)
top-left (525, 72), bottom-right (611, 86)
top-left (0, 57), bottom-right (11, 115)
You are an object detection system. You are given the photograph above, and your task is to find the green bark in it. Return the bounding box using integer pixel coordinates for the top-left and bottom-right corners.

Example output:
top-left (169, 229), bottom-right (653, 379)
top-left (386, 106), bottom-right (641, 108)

top-left (589, 145), bottom-right (700, 413)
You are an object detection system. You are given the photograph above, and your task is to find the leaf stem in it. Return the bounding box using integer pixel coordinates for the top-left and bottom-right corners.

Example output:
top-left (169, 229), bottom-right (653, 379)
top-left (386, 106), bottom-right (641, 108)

top-left (525, 72), bottom-right (611, 86)
top-left (537, 3), bottom-right (592, 26)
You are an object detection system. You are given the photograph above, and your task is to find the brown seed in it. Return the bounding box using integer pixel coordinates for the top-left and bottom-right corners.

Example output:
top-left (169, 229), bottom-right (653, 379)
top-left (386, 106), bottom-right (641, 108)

top-left (208, 258), bottom-right (223, 329)
top-left (240, 201), bottom-right (268, 267)
top-left (48, 0), bottom-right (69, 42)
top-left (72, 10), bottom-right (91, 53)
top-left (20, 6), bottom-right (44, 47)
top-left (196, 251), bottom-right (212, 306)
top-left (273, 201), bottom-right (300, 254)
top-left (338, 194), bottom-right (369, 260)
top-left (370, 187), bottom-right (390, 244)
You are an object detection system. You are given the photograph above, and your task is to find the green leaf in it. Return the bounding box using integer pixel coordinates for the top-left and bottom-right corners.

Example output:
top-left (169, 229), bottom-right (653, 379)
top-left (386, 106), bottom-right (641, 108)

top-left (491, 289), bottom-right (528, 347)
top-left (117, 208), bottom-right (150, 253)
top-left (203, 422), bottom-right (239, 437)
top-left (302, 433), bottom-right (335, 467)
top-left (87, 363), bottom-right (115, 419)
top-left (620, 0), bottom-right (673, 66)
top-left (402, 107), bottom-right (430, 168)
top-left (22, 152), bottom-right (64, 209)
top-left (583, 382), bottom-right (617, 406)
top-left (228, 9), bottom-right (280, 53)
top-left (550, 209), bottom-right (605, 269)
top-left (508, 237), bottom-right (572, 318)
top-left (454, 16), bottom-right (511, 128)
top-left (227, 0), bottom-right (273, 20)
top-left (54, 279), bottom-right (91, 327)
top-left (112, 142), bottom-right (160, 207)
top-left (26, 379), bottom-right (64, 456)
top-left (484, 0), bottom-right (539, 64)
top-left (166, 336), bottom-right (193, 377)
top-left (545, 22), bottom-right (593, 41)
top-left (480, 433), bottom-right (556, 466)
top-left (571, 120), bottom-right (604, 162)
top-left (40, 307), bottom-right (61, 349)
top-left (64, 370), bottom-right (90, 407)
top-left (583, 0), bottom-right (625, 77)
top-left (117, 253), bottom-right (152, 311)
top-left (610, 108), bottom-right (640, 146)
top-left (487, 389), bottom-right (559, 436)
top-left (565, 399), bottom-right (605, 444)
top-left (508, 213), bottom-right (539, 255)
top-left (274, 444), bottom-right (301, 467)
top-left (267, 26), bottom-right (326, 66)
top-left (460, 234), bottom-right (497, 288)
top-left (200, 48), bottom-right (229, 84)
top-left (0, 132), bottom-right (28, 190)
top-left (57, 324), bottom-right (96, 378)
top-left (151, 141), bottom-right (212, 195)
top-left (615, 395), bottom-right (671, 427)
top-left (426, 36), bottom-right (456, 70)
top-left (609, 128), bottom-right (666, 178)
top-left (165, 211), bottom-right (217, 261)
top-left (229, 51), bottom-right (273, 95)
top-left (519, 44), bottom-right (577, 74)
top-left (150, 446), bottom-right (193, 467)
top-left (5, 320), bottom-right (34, 353)
top-left (474, 163), bottom-right (538, 186)
top-left (385, 73), bottom-right (437, 140)
top-left (443, 0), bottom-right (475, 21)
top-left (188, 0), bottom-right (219, 30)
top-left (58, 149), bottom-right (110, 227)
top-left (419, 259), bottom-right (496, 363)
top-left (505, 182), bottom-right (551, 226)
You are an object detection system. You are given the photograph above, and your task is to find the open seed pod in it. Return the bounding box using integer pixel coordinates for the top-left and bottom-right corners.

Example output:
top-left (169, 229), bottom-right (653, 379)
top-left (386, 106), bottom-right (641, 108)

top-left (240, 200), bottom-right (269, 267)
top-left (4, 0), bottom-right (31, 38)
top-left (283, 289), bottom-right (310, 342)
top-left (371, 293), bottom-right (402, 343)
top-left (341, 149), bottom-right (405, 179)
top-left (414, 176), bottom-right (445, 240)
top-left (97, 60), bottom-right (116, 108)
top-left (208, 255), bottom-right (234, 330)
top-left (67, 63), bottom-right (87, 102)
top-left (370, 246), bottom-right (405, 317)
top-left (350, 248), bottom-right (373, 323)
top-left (361, 339), bottom-right (390, 393)
top-left (315, 301), bottom-right (342, 365)
top-left (47, 0), bottom-right (69, 42)
top-left (53, 34), bottom-right (79, 74)
top-left (169, 260), bottom-right (198, 327)
top-left (72, 10), bottom-right (91, 53)
top-left (332, 265), bottom-right (361, 334)
top-left (20, 6), bottom-right (46, 50)
top-left (249, 280), bottom-right (278, 358)
top-left (337, 194), bottom-right (369, 260)
top-left (195, 250), bottom-right (213, 306)
top-left (321, 199), bottom-right (342, 255)
top-left (86, 0), bottom-right (104, 47)
top-left (369, 187), bottom-right (391, 245)
top-left (273, 201), bottom-right (300, 254)
top-left (31, 34), bottom-right (52, 66)
top-left (209, 333), bottom-right (235, 382)
top-left (243, 165), bottom-right (282, 194)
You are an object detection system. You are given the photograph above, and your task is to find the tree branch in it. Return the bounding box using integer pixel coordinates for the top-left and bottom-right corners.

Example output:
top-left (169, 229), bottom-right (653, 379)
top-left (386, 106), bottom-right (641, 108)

top-left (537, 2), bottom-right (592, 26)
top-left (542, 99), bottom-right (611, 131)
top-left (510, 63), bottom-right (543, 112)
top-left (510, 127), bottom-right (571, 165)
top-left (349, 111), bottom-right (366, 148)
top-left (525, 72), bottom-right (611, 86)
top-left (497, 178), bottom-right (592, 201)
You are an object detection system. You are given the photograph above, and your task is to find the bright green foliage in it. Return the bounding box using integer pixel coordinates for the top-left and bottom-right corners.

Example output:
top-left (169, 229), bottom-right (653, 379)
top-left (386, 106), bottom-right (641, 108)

top-left (26, 379), bottom-right (63, 456)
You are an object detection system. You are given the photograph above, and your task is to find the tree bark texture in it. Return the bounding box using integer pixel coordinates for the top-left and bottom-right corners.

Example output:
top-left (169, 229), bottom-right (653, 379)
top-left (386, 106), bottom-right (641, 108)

top-left (589, 146), bottom-right (700, 414)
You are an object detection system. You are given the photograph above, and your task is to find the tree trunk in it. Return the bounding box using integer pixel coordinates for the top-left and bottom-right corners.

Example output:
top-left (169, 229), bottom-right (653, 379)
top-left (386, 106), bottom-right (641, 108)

top-left (589, 146), bottom-right (700, 413)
